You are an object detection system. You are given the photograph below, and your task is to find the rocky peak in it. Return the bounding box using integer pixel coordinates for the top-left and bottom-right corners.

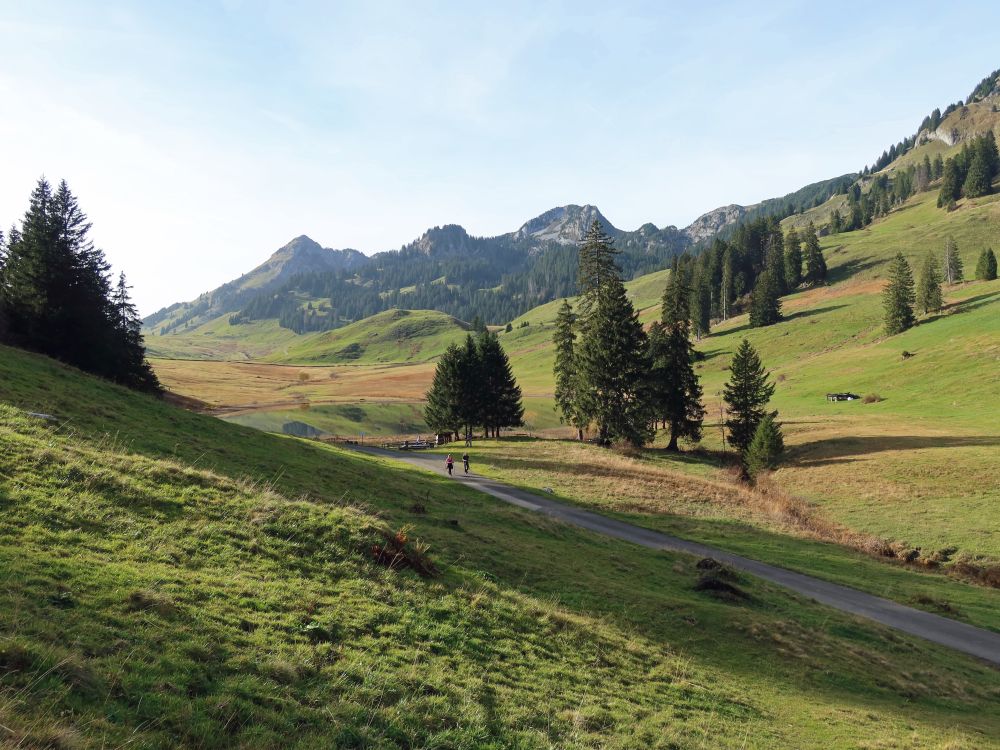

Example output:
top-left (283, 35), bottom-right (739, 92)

top-left (515, 204), bottom-right (616, 245)
top-left (682, 204), bottom-right (748, 244)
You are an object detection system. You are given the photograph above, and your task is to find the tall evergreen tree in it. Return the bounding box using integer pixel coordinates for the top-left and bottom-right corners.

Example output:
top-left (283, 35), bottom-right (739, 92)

top-left (661, 260), bottom-right (690, 326)
top-left (975, 247), bottom-right (998, 280)
top-left (802, 222), bottom-right (827, 284)
top-left (477, 330), bottom-right (523, 438)
top-left (963, 148), bottom-right (992, 198)
top-left (457, 334), bottom-right (484, 439)
top-left (883, 252), bottom-right (916, 335)
top-left (424, 343), bottom-right (464, 436)
top-left (783, 227), bottom-right (802, 289)
top-left (648, 318), bottom-right (704, 452)
top-left (748, 270), bottom-right (782, 327)
top-left (719, 247), bottom-right (735, 321)
top-left (932, 153), bottom-right (944, 179)
top-left (109, 273), bottom-right (161, 392)
top-left (723, 339), bottom-right (775, 455)
top-left (577, 220), bottom-right (621, 313)
top-left (942, 238), bottom-right (964, 284)
top-left (689, 268), bottom-right (711, 339)
top-left (552, 299), bottom-right (586, 440)
top-left (576, 272), bottom-right (652, 447)
top-left (938, 158), bottom-right (961, 207)
top-left (915, 252), bottom-right (943, 315)
top-left (764, 227), bottom-right (786, 295)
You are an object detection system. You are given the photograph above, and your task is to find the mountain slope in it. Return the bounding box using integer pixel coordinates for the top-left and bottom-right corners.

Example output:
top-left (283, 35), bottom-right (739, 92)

top-left (3, 344), bottom-right (1000, 748)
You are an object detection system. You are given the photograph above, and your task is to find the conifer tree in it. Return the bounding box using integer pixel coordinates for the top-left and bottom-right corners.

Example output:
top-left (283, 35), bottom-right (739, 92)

top-left (748, 270), bottom-right (782, 327)
top-left (883, 252), bottom-right (916, 335)
top-left (648, 317), bottom-right (704, 452)
top-left (477, 330), bottom-right (523, 437)
top-left (723, 339), bottom-right (775, 454)
top-left (689, 268), bottom-right (711, 339)
top-left (764, 228), bottom-right (786, 295)
top-left (942, 238), bottom-right (964, 284)
top-left (784, 227), bottom-right (802, 289)
top-left (424, 343), bottom-right (464, 435)
top-left (576, 271), bottom-right (652, 447)
top-left (932, 154), bottom-right (944, 180)
top-left (915, 252), bottom-right (943, 314)
top-left (719, 247), bottom-right (734, 321)
top-left (803, 222), bottom-right (827, 284)
top-left (975, 248), bottom-right (997, 280)
top-left (577, 220), bottom-right (621, 313)
top-left (938, 158), bottom-right (961, 207)
top-left (552, 299), bottom-right (586, 439)
top-left (457, 334), bottom-right (484, 439)
top-left (109, 273), bottom-right (161, 392)
top-left (963, 148), bottom-right (992, 198)
top-left (661, 260), bottom-right (690, 326)
top-left (744, 414), bottom-right (784, 479)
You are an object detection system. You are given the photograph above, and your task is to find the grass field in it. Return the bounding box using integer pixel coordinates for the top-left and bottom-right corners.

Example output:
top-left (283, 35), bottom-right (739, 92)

top-left (3, 343), bottom-right (1000, 748)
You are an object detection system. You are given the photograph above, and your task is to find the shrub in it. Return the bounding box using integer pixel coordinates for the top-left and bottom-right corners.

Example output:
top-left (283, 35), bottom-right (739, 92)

top-left (862, 393), bottom-right (884, 403)
top-left (370, 525), bottom-right (439, 577)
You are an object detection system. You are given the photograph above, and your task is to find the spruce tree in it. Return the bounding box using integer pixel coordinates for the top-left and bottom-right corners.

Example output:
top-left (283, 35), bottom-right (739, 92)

top-left (723, 339), bottom-right (775, 455)
top-left (457, 334), bottom-right (484, 439)
top-left (975, 248), bottom-right (997, 280)
top-left (764, 228), bottom-right (786, 295)
top-left (576, 274), bottom-right (652, 447)
top-left (803, 222), bottom-right (827, 284)
top-left (938, 158), bottom-right (961, 207)
top-left (942, 238), bottom-right (964, 284)
top-left (784, 227), bottom-right (802, 289)
top-left (719, 247), bottom-right (734, 321)
top-left (424, 343), bottom-right (464, 436)
top-left (915, 252), bottom-right (943, 314)
top-left (661, 260), bottom-right (690, 326)
top-left (744, 414), bottom-right (784, 479)
top-left (883, 252), bottom-right (916, 335)
top-left (577, 220), bottom-right (621, 313)
top-left (748, 270), bottom-right (782, 327)
top-left (477, 330), bottom-right (523, 437)
top-left (689, 268), bottom-right (711, 339)
top-left (109, 273), bottom-right (161, 393)
top-left (648, 318), bottom-right (705, 452)
top-left (963, 149), bottom-right (992, 198)
top-left (552, 299), bottom-right (586, 439)
top-left (932, 154), bottom-right (944, 180)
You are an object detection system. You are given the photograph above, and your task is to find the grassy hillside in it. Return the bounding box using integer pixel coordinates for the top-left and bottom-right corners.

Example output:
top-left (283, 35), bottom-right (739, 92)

top-left (3, 344), bottom-right (1000, 748)
top-left (145, 314), bottom-right (301, 360)
top-left (268, 308), bottom-right (471, 365)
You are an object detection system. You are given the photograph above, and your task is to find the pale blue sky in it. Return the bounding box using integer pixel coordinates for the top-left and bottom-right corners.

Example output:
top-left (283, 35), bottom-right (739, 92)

top-left (1, 1), bottom-right (998, 312)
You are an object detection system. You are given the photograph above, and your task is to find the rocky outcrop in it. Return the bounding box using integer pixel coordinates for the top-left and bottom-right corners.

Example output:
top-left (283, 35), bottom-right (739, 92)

top-left (682, 204), bottom-right (749, 244)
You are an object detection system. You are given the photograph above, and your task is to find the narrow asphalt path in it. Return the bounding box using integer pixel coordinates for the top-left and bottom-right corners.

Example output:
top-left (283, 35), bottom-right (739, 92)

top-left (353, 445), bottom-right (1000, 666)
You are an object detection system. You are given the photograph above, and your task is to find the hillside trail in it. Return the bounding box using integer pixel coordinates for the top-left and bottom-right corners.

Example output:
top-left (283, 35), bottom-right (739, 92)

top-left (352, 445), bottom-right (1000, 666)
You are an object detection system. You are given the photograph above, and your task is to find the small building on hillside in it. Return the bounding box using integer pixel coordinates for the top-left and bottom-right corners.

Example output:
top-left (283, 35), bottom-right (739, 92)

top-left (826, 392), bottom-right (861, 402)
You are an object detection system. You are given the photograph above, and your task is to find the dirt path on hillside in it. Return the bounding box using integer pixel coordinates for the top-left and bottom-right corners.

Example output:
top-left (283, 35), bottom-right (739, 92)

top-left (352, 446), bottom-right (1000, 666)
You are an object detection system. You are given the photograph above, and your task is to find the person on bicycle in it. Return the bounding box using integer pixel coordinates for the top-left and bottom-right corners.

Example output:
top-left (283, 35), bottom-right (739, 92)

top-left (462, 452), bottom-right (470, 474)
top-left (445, 454), bottom-right (454, 476)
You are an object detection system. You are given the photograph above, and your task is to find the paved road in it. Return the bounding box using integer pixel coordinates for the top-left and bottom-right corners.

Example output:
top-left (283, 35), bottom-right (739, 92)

top-left (353, 446), bottom-right (1000, 666)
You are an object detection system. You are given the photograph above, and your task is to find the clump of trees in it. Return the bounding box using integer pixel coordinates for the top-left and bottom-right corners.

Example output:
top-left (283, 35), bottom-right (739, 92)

top-left (424, 331), bottom-right (524, 440)
top-left (0, 178), bottom-right (160, 393)
top-left (937, 133), bottom-right (999, 208)
top-left (553, 222), bottom-right (704, 448)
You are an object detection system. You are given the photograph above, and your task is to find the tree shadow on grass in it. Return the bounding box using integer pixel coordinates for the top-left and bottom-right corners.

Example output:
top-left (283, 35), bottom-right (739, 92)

top-left (790, 434), bottom-right (1000, 466)
top-left (920, 289), bottom-right (1000, 324)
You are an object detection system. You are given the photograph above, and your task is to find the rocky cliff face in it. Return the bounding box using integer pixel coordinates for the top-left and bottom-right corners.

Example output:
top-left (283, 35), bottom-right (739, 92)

top-left (514, 205), bottom-right (614, 245)
top-left (681, 204), bottom-right (748, 244)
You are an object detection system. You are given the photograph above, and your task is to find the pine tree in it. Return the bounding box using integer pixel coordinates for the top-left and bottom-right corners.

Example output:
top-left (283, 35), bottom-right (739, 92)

top-left (938, 158), bottom-right (961, 207)
top-left (648, 319), bottom-right (705, 452)
top-left (577, 220), bottom-right (621, 313)
top-left (942, 238), bottom-right (964, 284)
top-left (764, 226), bottom-right (786, 295)
top-left (109, 273), bottom-right (161, 392)
top-left (802, 222), bottom-right (827, 284)
top-left (983, 130), bottom-right (1000, 179)
top-left (915, 252), bottom-right (943, 314)
top-left (457, 334), bottom-right (484, 439)
top-left (477, 331), bottom-right (524, 437)
top-left (932, 154), bottom-right (944, 180)
top-left (689, 268), bottom-right (711, 339)
top-left (424, 343), bottom-right (464, 435)
top-left (748, 270), bottom-right (782, 327)
top-left (719, 247), bottom-right (734, 321)
top-left (744, 414), bottom-right (784, 479)
top-left (784, 227), bottom-right (802, 289)
top-left (552, 299), bottom-right (586, 439)
top-left (661, 260), bottom-right (690, 326)
top-left (962, 148), bottom-right (992, 198)
top-left (576, 274), bottom-right (653, 447)
top-left (975, 248), bottom-right (997, 280)
top-left (723, 339), bottom-right (775, 454)
top-left (883, 252), bottom-right (916, 335)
